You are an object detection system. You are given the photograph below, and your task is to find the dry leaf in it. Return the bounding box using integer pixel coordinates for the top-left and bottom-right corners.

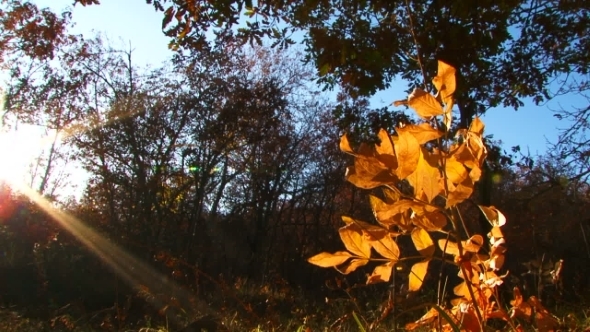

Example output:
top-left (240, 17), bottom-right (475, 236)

top-left (337, 258), bottom-right (369, 275)
top-left (367, 261), bottom-right (394, 284)
top-left (307, 251), bottom-right (352, 267)
top-left (394, 128), bottom-right (420, 179)
top-left (339, 224), bottom-right (372, 258)
top-left (408, 88), bottom-right (444, 119)
top-left (406, 147), bottom-right (442, 203)
top-left (409, 260), bottom-right (430, 291)
top-left (411, 228), bottom-right (435, 257)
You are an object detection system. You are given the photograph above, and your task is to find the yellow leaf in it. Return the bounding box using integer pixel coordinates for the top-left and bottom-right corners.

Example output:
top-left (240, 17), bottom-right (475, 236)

top-left (432, 60), bottom-right (456, 101)
top-left (345, 161), bottom-right (397, 189)
top-left (399, 123), bottom-right (443, 145)
top-left (409, 260), bottom-right (430, 291)
top-left (369, 195), bottom-right (414, 230)
top-left (375, 129), bottom-right (397, 169)
top-left (445, 155), bottom-right (469, 185)
top-left (411, 228), bottom-right (435, 257)
top-left (394, 128), bottom-right (420, 179)
top-left (469, 117), bottom-right (485, 135)
top-left (339, 134), bottom-right (354, 154)
top-left (478, 205), bottom-right (506, 227)
top-left (407, 147), bottom-right (442, 203)
top-left (336, 258), bottom-right (369, 275)
top-left (446, 177), bottom-right (474, 207)
top-left (411, 210), bottom-right (447, 231)
top-left (307, 251), bottom-right (352, 268)
top-left (438, 239), bottom-right (460, 257)
top-left (371, 234), bottom-right (400, 260)
top-left (366, 261), bottom-right (394, 284)
top-left (339, 223), bottom-right (372, 258)
top-left (408, 88), bottom-right (444, 119)
top-left (443, 100), bottom-right (453, 129)
top-left (464, 234), bottom-right (484, 253)
top-left (374, 199), bottom-right (422, 221)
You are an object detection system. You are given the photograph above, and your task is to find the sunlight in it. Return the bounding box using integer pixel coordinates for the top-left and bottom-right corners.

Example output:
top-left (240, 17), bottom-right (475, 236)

top-left (17, 185), bottom-right (213, 324)
top-left (0, 126), bottom-right (48, 186)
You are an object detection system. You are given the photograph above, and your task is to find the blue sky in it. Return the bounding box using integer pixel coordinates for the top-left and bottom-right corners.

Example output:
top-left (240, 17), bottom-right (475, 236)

top-left (33, 0), bottom-right (584, 157)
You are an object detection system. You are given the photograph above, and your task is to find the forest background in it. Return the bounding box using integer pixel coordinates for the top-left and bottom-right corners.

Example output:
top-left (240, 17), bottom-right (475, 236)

top-left (0, 0), bottom-right (589, 331)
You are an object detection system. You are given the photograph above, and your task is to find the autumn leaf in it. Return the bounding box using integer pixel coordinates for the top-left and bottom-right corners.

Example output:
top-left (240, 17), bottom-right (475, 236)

top-left (371, 233), bottom-right (400, 260)
top-left (438, 239), bottom-right (460, 257)
top-left (339, 223), bottom-right (372, 258)
top-left (432, 60), bottom-right (456, 102)
top-left (367, 261), bottom-right (394, 284)
top-left (411, 228), bottom-right (435, 257)
top-left (375, 129), bottom-right (397, 169)
top-left (444, 155), bottom-right (469, 185)
top-left (464, 234), bottom-right (484, 253)
top-left (394, 127), bottom-right (420, 179)
top-left (477, 205), bottom-right (506, 227)
top-left (307, 251), bottom-right (352, 268)
top-left (336, 258), bottom-right (369, 275)
top-left (411, 210), bottom-right (447, 231)
top-left (469, 117), bottom-right (485, 136)
top-left (408, 88), bottom-right (444, 119)
top-left (340, 133), bottom-right (354, 154)
top-left (399, 123), bottom-right (443, 145)
top-left (407, 147), bottom-right (442, 202)
top-left (409, 260), bottom-right (430, 291)
top-left (446, 177), bottom-right (474, 207)
top-left (346, 160), bottom-right (396, 189)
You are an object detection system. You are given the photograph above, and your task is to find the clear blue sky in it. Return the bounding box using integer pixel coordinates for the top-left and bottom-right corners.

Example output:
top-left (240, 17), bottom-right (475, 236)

top-left (33, 0), bottom-right (584, 157)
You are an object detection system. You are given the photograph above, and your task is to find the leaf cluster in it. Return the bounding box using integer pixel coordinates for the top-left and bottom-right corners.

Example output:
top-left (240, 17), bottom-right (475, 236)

top-left (309, 62), bottom-right (514, 331)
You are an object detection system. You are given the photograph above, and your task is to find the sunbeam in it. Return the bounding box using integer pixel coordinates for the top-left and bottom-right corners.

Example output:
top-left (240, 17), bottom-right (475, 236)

top-left (17, 185), bottom-right (214, 327)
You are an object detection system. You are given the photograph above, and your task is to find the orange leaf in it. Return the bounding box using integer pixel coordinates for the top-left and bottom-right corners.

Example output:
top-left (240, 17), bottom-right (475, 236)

top-left (307, 251), bottom-right (352, 268)
top-left (375, 129), bottom-right (397, 169)
top-left (432, 60), bottom-right (456, 101)
top-left (371, 234), bottom-right (400, 260)
top-left (438, 239), bottom-right (460, 257)
top-left (409, 260), bottom-right (430, 291)
top-left (394, 127), bottom-right (420, 179)
top-left (340, 134), bottom-right (354, 154)
top-left (444, 155), bottom-right (469, 185)
top-left (411, 228), bottom-right (435, 257)
top-left (408, 88), bottom-right (444, 119)
top-left (367, 261), bottom-right (394, 284)
top-left (398, 123), bottom-right (443, 145)
top-left (411, 210), bottom-right (447, 231)
top-left (478, 205), bottom-right (506, 227)
top-left (407, 147), bottom-right (442, 203)
top-left (336, 258), bottom-right (369, 275)
top-left (339, 223), bottom-right (372, 258)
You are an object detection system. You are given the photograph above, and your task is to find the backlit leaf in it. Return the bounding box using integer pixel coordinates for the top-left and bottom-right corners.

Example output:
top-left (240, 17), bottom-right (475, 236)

top-left (444, 155), bottom-right (468, 185)
top-left (394, 128), bottom-right (420, 179)
top-left (408, 88), bottom-right (444, 119)
top-left (399, 123), bottom-right (443, 145)
top-left (407, 147), bottom-right (442, 202)
top-left (371, 234), bottom-right (400, 260)
top-left (336, 258), bottom-right (369, 275)
top-left (438, 239), bottom-right (460, 257)
top-left (339, 223), bottom-right (371, 258)
top-left (375, 129), bottom-right (397, 169)
top-left (411, 228), bottom-right (435, 257)
top-left (478, 205), bottom-right (506, 227)
top-left (409, 260), bottom-right (430, 291)
top-left (307, 251), bottom-right (352, 267)
top-left (432, 60), bottom-right (456, 101)
top-left (367, 261), bottom-right (394, 284)
top-left (340, 133), bottom-right (354, 154)
top-left (411, 210), bottom-right (447, 231)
